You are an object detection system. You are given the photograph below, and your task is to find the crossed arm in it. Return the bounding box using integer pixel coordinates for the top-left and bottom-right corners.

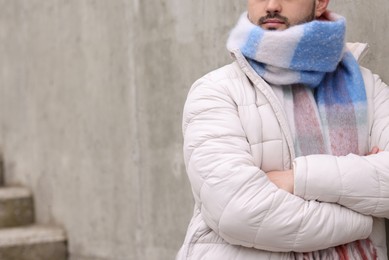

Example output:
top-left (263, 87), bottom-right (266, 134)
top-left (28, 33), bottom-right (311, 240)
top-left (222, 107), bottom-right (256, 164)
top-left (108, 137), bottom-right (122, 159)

top-left (183, 67), bottom-right (389, 252)
top-left (267, 147), bottom-right (383, 194)
top-left (183, 77), bottom-right (375, 252)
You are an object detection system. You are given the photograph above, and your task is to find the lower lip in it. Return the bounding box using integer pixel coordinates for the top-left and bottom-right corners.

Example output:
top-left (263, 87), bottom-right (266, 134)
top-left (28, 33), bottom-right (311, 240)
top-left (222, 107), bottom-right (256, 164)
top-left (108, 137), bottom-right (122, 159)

top-left (263, 22), bottom-right (285, 30)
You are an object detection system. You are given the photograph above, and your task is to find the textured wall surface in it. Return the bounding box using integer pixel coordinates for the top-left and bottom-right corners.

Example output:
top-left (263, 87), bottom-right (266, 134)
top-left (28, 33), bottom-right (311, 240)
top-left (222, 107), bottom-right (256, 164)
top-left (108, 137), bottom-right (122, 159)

top-left (0, 1), bottom-right (387, 260)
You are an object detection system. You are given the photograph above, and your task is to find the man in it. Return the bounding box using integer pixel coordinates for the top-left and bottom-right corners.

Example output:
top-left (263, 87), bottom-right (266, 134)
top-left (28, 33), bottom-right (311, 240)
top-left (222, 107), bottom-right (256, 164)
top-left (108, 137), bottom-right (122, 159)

top-left (177, 0), bottom-right (389, 259)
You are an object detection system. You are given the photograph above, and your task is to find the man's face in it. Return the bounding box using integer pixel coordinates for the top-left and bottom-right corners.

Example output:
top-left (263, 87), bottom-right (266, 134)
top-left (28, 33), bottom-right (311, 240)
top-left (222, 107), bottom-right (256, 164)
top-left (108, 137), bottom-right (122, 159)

top-left (247, 0), bottom-right (318, 31)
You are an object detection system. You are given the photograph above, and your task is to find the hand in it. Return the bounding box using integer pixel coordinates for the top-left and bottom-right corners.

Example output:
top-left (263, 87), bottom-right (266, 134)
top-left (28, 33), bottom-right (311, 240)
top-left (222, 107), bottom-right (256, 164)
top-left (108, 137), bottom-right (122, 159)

top-left (266, 170), bottom-right (294, 194)
top-left (366, 146), bottom-right (383, 155)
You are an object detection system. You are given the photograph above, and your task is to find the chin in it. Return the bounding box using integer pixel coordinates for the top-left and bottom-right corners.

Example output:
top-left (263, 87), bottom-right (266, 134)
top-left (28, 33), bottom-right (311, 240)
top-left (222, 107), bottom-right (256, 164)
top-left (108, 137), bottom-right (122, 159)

top-left (266, 26), bottom-right (286, 31)
top-left (261, 24), bottom-right (288, 31)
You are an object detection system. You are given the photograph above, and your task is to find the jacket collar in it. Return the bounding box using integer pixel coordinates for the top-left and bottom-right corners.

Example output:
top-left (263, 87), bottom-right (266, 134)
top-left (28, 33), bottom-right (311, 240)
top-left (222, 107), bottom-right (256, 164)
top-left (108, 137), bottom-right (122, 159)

top-left (346, 42), bottom-right (369, 62)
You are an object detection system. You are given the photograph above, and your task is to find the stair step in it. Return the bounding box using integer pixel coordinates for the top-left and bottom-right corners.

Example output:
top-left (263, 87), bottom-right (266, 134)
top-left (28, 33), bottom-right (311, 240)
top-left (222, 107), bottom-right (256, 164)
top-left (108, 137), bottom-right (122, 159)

top-left (0, 187), bottom-right (34, 228)
top-left (0, 225), bottom-right (67, 260)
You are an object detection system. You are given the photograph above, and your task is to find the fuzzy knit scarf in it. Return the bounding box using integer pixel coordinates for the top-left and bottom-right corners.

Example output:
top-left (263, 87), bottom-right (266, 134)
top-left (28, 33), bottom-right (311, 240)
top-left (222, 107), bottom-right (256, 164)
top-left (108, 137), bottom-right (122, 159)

top-left (227, 12), bottom-right (369, 157)
top-left (227, 12), bottom-right (376, 260)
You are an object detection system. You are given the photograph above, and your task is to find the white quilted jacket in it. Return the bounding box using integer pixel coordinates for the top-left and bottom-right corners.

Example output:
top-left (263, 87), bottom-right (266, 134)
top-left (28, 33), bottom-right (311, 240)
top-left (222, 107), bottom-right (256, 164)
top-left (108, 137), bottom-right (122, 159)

top-left (177, 43), bottom-right (389, 260)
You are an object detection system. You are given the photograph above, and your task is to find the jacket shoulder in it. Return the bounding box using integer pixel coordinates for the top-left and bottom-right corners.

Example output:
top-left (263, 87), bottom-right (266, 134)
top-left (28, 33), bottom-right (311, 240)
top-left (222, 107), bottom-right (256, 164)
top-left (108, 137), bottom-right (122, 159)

top-left (187, 61), bottom-right (257, 109)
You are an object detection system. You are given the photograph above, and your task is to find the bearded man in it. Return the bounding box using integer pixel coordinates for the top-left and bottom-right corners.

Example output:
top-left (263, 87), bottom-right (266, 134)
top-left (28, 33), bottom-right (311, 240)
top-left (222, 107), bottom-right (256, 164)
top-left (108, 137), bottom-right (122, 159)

top-left (177, 0), bottom-right (389, 259)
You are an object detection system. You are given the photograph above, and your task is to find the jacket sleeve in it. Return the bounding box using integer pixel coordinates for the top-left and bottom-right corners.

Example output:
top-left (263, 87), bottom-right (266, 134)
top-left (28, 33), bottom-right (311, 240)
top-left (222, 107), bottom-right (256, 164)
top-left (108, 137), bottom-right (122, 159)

top-left (293, 73), bottom-right (389, 218)
top-left (183, 77), bottom-right (372, 253)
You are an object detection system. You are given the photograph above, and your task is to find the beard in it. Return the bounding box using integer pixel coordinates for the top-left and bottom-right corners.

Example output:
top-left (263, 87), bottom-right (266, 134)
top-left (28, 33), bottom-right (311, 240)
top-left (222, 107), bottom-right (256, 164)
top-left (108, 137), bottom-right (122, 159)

top-left (258, 3), bottom-right (316, 29)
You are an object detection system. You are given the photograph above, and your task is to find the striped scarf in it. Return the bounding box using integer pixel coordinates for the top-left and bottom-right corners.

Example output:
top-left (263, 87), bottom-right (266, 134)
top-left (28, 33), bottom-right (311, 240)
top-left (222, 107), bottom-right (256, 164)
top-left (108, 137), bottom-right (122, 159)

top-left (227, 12), bottom-right (375, 259)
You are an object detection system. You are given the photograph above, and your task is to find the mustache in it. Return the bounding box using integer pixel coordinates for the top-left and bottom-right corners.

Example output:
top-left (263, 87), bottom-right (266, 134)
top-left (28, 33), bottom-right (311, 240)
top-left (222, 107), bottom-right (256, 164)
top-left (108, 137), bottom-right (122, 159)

top-left (258, 13), bottom-right (290, 26)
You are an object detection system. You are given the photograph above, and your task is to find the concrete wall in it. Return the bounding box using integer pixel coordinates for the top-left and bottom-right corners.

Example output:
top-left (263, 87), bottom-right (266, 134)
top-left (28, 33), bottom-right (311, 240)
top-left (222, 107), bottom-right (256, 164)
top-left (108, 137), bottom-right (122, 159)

top-left (0, 1), bottom-right (387, 259)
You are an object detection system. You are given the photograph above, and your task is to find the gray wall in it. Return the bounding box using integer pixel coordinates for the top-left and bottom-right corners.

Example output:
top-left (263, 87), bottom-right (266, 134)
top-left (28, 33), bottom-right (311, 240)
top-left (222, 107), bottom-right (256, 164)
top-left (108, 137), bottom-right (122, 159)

top-left (0, 1), bottom-right (387, 259)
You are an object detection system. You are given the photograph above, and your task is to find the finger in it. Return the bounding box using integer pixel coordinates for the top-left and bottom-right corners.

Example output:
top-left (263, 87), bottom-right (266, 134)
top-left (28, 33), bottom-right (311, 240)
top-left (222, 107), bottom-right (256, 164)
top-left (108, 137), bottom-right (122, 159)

top-left (371, 146), bottom-right (380, 154)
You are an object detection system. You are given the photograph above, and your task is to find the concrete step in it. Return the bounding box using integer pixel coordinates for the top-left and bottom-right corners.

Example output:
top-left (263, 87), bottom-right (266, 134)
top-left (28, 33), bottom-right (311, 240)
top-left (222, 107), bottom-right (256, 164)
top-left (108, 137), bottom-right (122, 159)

top-left (0, 187), bottom-right (34, 228)
top-left (0, 225), bottom-right (67, 260)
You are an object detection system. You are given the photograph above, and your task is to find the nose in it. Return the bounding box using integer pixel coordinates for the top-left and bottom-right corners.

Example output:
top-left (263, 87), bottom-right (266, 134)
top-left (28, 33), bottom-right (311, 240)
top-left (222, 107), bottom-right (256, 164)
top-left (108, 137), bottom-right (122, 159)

top-left (265, 0), bottom-right (282, 14)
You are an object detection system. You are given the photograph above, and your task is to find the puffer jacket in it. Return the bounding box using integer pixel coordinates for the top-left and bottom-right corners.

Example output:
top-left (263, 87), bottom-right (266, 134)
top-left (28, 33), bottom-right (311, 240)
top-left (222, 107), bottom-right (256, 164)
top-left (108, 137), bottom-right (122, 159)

top-left (177, 43), bottom-right (389, 260)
